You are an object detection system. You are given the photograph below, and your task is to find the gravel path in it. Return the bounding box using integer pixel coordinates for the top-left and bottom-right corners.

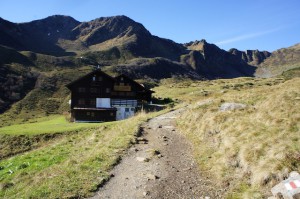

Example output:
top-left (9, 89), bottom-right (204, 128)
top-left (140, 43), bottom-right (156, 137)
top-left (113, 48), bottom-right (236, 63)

top-left (90, 109), bottom-right (223, 199)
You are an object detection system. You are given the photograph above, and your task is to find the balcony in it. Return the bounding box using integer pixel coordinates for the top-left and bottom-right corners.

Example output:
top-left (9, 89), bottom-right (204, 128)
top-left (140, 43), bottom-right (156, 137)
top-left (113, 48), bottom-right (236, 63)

top-left (113, 85), bottom-right (131, 92)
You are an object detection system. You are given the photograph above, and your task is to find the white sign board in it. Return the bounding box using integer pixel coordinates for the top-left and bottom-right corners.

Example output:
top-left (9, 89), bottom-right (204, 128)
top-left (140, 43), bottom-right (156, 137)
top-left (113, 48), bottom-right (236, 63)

top-left (96, 98), bottom-right (111, 108)
top-left (271, 172), bottom-right (300, 199)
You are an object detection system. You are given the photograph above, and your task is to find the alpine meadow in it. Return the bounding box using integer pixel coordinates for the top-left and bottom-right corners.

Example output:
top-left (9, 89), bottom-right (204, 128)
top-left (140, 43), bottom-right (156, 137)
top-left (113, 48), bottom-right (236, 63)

top-left (0, 8), bottom-right (299, 199)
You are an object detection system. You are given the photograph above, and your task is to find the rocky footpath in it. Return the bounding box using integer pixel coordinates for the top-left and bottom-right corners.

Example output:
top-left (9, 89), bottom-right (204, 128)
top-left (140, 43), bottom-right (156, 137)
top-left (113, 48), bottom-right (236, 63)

top-left (90, 109), bottom-right (223, 199)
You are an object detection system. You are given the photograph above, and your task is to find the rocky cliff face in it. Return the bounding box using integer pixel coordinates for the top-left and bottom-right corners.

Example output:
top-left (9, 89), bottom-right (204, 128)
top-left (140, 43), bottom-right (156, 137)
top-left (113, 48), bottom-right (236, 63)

top-left (229, 48), bottom-right (271, 65)
top-left (182, 40), bottom-right (256, 78)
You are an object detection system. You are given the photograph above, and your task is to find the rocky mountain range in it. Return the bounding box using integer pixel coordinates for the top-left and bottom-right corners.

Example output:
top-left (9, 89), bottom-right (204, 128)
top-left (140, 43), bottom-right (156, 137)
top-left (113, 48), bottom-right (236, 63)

top-left (0, 15), bottom-right (299, 113)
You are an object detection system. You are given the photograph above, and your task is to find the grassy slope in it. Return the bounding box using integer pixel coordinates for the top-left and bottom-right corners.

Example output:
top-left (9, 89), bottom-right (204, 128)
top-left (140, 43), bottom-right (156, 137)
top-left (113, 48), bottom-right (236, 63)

top-left (0, 110), bottom-right (168, 198)
top-left (0, 115), bottom-right (100, 135)
top-left (0, 115), bottom-right (102, 159)
top-left (282, 67), bottom-right (300, 80)
top-left (257, 43), bottom-right (300, 77)
top-left (154, 77), bottom-right (300, 198)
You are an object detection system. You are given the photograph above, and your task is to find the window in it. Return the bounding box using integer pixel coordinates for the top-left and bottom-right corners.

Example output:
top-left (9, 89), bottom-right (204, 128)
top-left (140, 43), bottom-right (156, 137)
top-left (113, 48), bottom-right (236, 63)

top-left (96, 98), bottom-right (111, 108)
top-left (106, 88), bottom-right (111, 93)
top-left (87, 112), bottom-right (90, 116)
top-left (78, 87), bottom-right (86, 93)
top-left (90, 99), bottom-right (96, 106)
top-left (78, 99), bottom-right (85, 105)
top-left (92, 76), bottom-right (96, 81)
top-left (120, 77), bottom-right (124, 81)
top-left (90, 87), bottom-right (97, 93)
top-left (98, 76), bottom-right (103, 81)
top-left (125, 108), bottom-right (129, 112)
top-left (91, 112), bottom-right (95, 117)
top-left (110, 112), bottom-right (114, 116)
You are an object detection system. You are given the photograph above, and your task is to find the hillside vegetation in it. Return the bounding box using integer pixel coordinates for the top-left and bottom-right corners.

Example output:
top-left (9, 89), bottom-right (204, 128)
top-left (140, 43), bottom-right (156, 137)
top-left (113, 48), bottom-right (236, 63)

top-left (0, 67), bottom-right (94, 127)
top-left (154, 77), bottom-right (300, 198)
top-left (256, 43), bottom-right (300, 77)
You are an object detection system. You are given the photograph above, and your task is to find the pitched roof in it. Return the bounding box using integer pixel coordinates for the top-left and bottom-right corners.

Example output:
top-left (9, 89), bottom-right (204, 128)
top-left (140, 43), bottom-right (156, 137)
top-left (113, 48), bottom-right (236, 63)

top-left (66, 69), bottom-right (154, 93)
top-left (66, 69), bottom-right (115, 88)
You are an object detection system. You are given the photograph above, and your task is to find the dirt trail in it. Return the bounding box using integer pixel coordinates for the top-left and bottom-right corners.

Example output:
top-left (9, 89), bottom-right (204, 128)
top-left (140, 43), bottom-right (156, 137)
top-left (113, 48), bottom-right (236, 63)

top-left (90, 109), bottom-right (223, 199)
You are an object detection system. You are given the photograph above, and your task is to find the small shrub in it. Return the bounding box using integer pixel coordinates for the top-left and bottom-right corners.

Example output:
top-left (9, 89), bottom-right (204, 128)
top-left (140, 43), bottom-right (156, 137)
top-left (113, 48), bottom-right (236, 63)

top-left (0, 182), bottom-right (14, 190)
top-left (17, 163), bottom-right (29, 170)
top-left (152, 97), bottom-right (174, 105)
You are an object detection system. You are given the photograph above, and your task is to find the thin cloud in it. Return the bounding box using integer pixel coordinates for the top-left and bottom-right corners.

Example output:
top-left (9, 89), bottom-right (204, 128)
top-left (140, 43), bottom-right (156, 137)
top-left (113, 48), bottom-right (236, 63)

top-left (215, 27), bottom-right (284, 45)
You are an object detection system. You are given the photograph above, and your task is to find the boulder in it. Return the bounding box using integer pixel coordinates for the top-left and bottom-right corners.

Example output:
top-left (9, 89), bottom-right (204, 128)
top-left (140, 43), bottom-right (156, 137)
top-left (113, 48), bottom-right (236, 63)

top-left (219, 103), bottom-right (246, 111)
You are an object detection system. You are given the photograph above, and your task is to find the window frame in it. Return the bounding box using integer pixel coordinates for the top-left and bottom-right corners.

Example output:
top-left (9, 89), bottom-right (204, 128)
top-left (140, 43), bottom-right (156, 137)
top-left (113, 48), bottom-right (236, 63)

top-left (78, 87), bottom-right (86, 93)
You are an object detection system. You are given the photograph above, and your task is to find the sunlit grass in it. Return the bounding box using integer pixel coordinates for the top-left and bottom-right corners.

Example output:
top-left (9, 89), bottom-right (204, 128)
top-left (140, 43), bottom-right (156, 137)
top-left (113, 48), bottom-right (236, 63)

top-left (0, 115), bottom-right (101, 135)
top-left (0, 109), bottom-right (169, 198)
top-left (165, 77), bottom-right (300, 198)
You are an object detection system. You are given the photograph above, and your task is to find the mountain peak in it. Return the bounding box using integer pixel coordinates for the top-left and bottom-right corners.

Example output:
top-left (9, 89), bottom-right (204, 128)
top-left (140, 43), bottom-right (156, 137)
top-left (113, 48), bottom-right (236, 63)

top-left (27, 15), bottom-right (80, 25)
top-left (43, 15), bottom-right (77, 21)
top-left (90, 15), bottom-right (148, 33)
top-left (73, 15), bottom-right (151, 46)
top-left (184, 39), bottom-right (216, 51)
top-left (93, 15), bottom-right (133, 22)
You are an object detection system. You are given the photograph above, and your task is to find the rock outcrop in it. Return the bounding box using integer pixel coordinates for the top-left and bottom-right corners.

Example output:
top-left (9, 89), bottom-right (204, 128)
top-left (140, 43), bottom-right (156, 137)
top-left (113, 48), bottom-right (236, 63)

top-left (182, 40), bottom-right (256, 78)
top-left (229, 48), bottom-right (271, 65)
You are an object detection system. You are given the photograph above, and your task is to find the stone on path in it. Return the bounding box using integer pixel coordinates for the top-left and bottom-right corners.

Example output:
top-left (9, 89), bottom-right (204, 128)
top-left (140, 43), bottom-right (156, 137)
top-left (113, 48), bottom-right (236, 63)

top-left (143, 191), bottom-right (150, 196)
top-left (136, 157), bottom-right (149, 162)
top-left (146, 174), bottom-right (158, 180)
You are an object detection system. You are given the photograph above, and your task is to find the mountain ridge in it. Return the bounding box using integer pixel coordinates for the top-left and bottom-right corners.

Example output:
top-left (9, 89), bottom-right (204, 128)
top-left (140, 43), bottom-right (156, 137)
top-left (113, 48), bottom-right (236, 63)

top-left (0, 15), bottom-right (299, 114)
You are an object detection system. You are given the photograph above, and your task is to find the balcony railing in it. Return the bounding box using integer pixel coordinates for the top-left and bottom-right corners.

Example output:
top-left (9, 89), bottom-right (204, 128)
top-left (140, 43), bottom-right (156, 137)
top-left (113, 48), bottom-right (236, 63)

top-left (111, 99), bottom-right (138, 107)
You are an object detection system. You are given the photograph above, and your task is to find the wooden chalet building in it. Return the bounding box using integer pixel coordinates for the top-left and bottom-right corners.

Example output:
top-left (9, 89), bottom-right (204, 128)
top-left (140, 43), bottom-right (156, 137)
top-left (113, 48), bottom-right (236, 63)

top-left (66, 69), bottom-right (153, 122)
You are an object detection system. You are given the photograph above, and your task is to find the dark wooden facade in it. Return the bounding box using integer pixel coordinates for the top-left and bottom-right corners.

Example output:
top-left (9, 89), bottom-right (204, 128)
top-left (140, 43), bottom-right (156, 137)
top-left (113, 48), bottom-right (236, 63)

top-left (73, 108), bottom-right (116, 122)
top-left (66, 70), bottom-right (153, 122)
top-left (112, 74), bottom-right (152, 102)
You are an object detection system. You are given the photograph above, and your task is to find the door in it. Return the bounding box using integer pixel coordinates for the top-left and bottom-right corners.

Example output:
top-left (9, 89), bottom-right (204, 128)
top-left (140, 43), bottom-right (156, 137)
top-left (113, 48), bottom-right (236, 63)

top-left (116, 107), bottom-right (135, 120)
top-left (124, 107), bottom-right (135, 119)
top-left (116, 107), bottom-right (125, 120)
top-left (96, 98), bottom-right (111, 108)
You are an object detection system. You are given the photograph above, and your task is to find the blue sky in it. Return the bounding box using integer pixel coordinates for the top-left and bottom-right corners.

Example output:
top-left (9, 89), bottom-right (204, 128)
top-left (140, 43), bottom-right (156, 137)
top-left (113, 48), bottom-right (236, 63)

top-left (0, 0), bottom-right (299, 52)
